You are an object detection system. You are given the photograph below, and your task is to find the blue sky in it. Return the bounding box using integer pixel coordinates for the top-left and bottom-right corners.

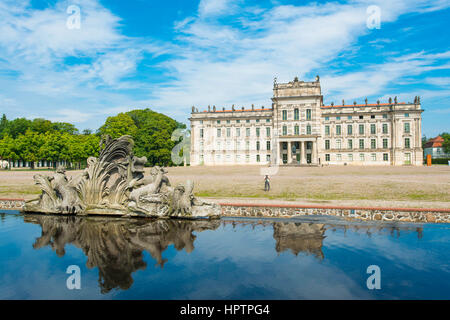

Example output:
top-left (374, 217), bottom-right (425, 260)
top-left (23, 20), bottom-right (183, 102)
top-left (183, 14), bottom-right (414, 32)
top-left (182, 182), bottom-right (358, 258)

top-left (0, 0), bottom-right (449, 137)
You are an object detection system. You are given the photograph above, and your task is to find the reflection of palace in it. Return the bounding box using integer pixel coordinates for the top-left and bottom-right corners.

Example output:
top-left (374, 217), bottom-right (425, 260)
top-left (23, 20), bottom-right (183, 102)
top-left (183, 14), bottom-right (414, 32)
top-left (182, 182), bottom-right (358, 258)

top-left (25, 215), bottom-right (220, 294)
top-left (273, 222), bottom-right (326, 259)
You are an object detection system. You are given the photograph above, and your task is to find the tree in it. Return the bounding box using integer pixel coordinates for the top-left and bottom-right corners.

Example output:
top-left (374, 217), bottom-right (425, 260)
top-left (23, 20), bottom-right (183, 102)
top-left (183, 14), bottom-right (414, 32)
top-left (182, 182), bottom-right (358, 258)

top-left (98, 113), bottom-right (138, 139)
top-left (442, 133), bottom-right (450, 154)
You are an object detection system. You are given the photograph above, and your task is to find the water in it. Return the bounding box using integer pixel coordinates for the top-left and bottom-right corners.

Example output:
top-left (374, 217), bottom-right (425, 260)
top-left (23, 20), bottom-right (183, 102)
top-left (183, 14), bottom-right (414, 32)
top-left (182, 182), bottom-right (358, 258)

top-left (0, 211), bottom-right (449, 299)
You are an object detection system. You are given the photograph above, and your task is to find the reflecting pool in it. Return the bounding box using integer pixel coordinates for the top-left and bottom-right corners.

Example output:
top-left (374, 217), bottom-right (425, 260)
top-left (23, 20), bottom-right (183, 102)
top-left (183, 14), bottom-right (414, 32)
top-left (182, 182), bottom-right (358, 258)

top-left (0, 211), bottom-right (449, 299)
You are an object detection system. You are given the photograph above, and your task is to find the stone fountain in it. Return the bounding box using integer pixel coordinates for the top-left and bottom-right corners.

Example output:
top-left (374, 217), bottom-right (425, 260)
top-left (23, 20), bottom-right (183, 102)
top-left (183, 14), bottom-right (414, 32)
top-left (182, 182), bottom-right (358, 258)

top-left (23, 135), bottom-right (221, 219)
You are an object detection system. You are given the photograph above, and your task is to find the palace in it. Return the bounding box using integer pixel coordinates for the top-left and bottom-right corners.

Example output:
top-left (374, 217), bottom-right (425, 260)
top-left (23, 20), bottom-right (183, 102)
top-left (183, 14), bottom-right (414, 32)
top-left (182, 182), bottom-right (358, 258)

top-left (189, 76), bottom-right (423, 166)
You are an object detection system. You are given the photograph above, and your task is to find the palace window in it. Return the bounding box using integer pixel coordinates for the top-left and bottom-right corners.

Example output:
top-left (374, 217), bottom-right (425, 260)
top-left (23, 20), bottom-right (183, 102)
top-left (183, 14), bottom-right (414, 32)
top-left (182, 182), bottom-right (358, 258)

top-left (306, 125), bottom-right (311, 135)
top-left (294, 108), bottom-right (299, 120)
top-left (256, 155), bottom-right (260, 162)
top-left (383, 153), bottom-right (389, 161)
top-left (256, 127), bottom-right (260, 137)
top-left (246, 119), bottom-right (250, 123)
top-left (382, 139), bottom-right (388, 149)
top-left (359, 115), bottom-right (364, 119)
top-left (294, 125), bottom-right (299, 135)
top-left (306, 109), bottom-right (312, 121)
top-left (246, 141), bottom-right (250, 150)
top-left (256, 141), bottom-right (260, 151)
top-left (325, 140), bottom-right (330, 150)
top-left (282, 110), bottom-right (287, 120)
top-left (266, 127), bottom-right (271, 137)
top-left (382, 123), bottom-right (388, 134)
top-left (227, 120), bottom-right (230, 124)
top-left (405, 138), bottom-right (410, 149)
top-left (246, 154), bottom-right (250, 162)
top-left (336, 139), bottom-right (342, 150)
top-left (266, 154), bottom-right (271, 162)
top-left (359, 139), bottom-right (365, 149)
top-left (227, 128), bottom-right (231, 137)
top-left (336, 125), bottom-right (341, 135)
top-left (404, 122), bottom-right (410, 133)
top-left (336, 116), bottom-right (341, 120)
top-left (348, 139), bottom-right (353, 149)
top-left (370, 124), bottom-right (376, 134)
top-left (217, 120), bottom-right (221, 124)
top-left (371, 115), bottom-right (375, 119)
top-left (256, 119), bottom-right (260, 123)
top-left (325, 116), bottom-right (329, 121)
top-left (236, 141), bottom-right (241, 150)
top-left (359, 124), bottom-right (364, 135)
top-left (371, 139), bottom-right (376, 149)
top-left (371, 153), bottom-right (376, 161)
top-left (348, 116), bottom-right (352, 120)
top-left (348, 154), bottom-right (353, 161)
top-left (236, 128), bottom-right (240, 137)
top-left (347, 124), bottom-right (353, 135)
top-left (267, 141), bottom-right (271, 150)
top-left (282, 126), bottom-right (287, 135)
top-left (360, 153), bottom-right (365, 161)
top-left (237, 120), bottom-right (240, 123)
top-left (200, 129), bottom-right (204, 138)
top-left (383, 114), bottom-right (387, 119)
top-left (325, 125), bottom-right (330, 135)
top-left (325, 154), bottom-right (330, 161)
top-left (404, 113), bottom-right (409, 117)
top-left (246, 128), bottom-right (250, 137)
top-left (266, 119), bottom-right (270, 123)
top-left (217, 129), bottom-right (221, 137)
top-left (336, 154), bottom-right (342, 161)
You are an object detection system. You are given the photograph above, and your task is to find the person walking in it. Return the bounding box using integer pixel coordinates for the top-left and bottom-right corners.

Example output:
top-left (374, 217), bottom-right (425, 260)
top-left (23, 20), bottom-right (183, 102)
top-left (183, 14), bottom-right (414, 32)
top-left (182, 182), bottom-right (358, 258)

top-left (264, 175), bottom-right (270, 192)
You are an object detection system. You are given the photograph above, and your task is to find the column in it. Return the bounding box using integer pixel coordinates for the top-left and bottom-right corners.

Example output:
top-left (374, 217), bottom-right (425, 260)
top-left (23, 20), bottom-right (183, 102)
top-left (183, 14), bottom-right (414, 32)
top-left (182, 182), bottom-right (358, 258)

top-left (277, 141), bottom-right (281, 165)
top-left (288, 141), bottom-right (292, 164)
top-left (301, 141), bottom-right (306, 164)
top-left (312, 140), bottom-right (317, 164)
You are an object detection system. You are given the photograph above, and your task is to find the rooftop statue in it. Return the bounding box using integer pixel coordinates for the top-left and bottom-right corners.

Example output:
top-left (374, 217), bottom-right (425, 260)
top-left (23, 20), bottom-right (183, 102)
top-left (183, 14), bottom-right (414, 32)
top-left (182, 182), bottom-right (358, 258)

top-left (23, 135), bottom-right (221, 219)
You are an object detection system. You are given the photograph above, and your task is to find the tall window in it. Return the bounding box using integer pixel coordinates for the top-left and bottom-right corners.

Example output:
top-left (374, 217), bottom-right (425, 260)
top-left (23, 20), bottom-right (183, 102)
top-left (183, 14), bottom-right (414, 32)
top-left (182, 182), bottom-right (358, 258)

top-left (256, 127), bottom-right (260, 137)
top-left (246, 141), bottom-right (250, 150)
top-left (348, 154), bottom-right (353, 161)
top-left (227, 128), bottom-right (230, 137)
top-left (306, 109), bottom-right (312, 120)
top-left (359, 139), bottom-right (364, 149)
top-left (404, 122), bottom-right (410, 133)
top-left (294, 125), bottom-right (299, 135)
top-left (383, 138), bottom-right (388, 149)
top-left (347, 125), bottom-right (353, 135)
top-left (325, 125), bottom-right (330, 135)
top-left (282, 126), bottom-right (287, 135)
top-left (370, 124), bottom-right (376, 134)
top-left (266, 127), bottom-right (271, 137)
top-left (359, 124), bottom-right (364, 135)
top-left (325, 140), bottom-right (330, 150)
top-left (382, 123), bottom-right (388, 134)
top-left (306, 125), bottom-right (311, 135)
top-left (336, 139), bottom-right (342, 150)
top-left (405, 138), bottom-right (410, 148)
top-left (256, 141), bottom-right (260, 151)
top-left (236, 128), bottom-right (240, 137)
top-left (371, 139), bottom-right (376, 149)
top-left (200, 129), bottom-right (204, 138)
top-left (246, 128), bottom-right (250, 137)
top-left (282, 110), bottom-right (287, 120)
top-left (336, 125), bottom-right (341, 135)
top-left (267, 141), bottom-right (271, 150)
top-left (348, 139), bottom-right (353, 149)
top-left (256, 155), bottom-right (260, 162)
top-left (217, 129), bottom-right (221, 137)
top-left (383, 153), bottom-right (389, 161)
top-left (371, 153), bottom-right (376, 161)
top-left (294, 108), bottom-right (299, 120)
top-left (325, 154), bottom-right (330, 161)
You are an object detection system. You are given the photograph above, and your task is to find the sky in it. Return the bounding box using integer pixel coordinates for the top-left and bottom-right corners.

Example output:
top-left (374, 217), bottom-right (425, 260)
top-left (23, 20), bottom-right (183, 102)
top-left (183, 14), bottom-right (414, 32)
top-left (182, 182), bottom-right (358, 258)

top-left (0, 0), bottom-right (449, 137)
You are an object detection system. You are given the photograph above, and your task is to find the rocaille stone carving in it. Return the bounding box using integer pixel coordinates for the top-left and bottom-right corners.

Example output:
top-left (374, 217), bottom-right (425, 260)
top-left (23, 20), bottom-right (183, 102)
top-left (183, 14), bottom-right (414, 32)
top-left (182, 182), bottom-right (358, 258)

top-left (23, 135), bottom-right (220, 219)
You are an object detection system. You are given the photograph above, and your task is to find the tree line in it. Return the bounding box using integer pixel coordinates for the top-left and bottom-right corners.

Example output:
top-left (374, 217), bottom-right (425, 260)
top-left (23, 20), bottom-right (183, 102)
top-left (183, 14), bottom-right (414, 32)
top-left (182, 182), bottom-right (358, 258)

top-left (0, 108), bottom-right (186, 169)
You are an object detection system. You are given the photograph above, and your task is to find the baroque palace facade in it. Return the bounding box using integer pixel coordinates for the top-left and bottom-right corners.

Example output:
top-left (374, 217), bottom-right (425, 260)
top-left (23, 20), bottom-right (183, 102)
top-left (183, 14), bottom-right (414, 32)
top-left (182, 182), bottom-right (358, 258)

top-left (189, 76), bottom-right (423, 166)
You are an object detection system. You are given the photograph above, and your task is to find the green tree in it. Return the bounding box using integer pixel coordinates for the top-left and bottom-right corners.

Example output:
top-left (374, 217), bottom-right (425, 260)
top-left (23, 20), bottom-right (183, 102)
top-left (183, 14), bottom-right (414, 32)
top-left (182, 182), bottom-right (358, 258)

top-left (442, 132), bottom-right (450, 154)
top-left (98, 113), bottom-right (138, 139)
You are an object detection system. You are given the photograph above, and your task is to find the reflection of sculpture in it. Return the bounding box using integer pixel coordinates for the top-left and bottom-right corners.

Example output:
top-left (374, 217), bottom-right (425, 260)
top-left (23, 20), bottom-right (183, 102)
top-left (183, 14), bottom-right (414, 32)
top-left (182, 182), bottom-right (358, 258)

top-left (24, 135), bottom-right (220, 218)
top-left (24, 214), bottom-right (220, 293)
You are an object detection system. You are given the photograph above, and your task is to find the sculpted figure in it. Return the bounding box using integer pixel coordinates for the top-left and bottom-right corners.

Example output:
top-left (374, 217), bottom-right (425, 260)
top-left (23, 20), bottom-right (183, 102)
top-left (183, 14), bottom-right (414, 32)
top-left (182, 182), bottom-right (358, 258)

top-left (170, 180), bottom-right (195, 216)
top-left (129, 166), bottom-right (166, 206)
top-left (49, 166), bottom-right (84, 214)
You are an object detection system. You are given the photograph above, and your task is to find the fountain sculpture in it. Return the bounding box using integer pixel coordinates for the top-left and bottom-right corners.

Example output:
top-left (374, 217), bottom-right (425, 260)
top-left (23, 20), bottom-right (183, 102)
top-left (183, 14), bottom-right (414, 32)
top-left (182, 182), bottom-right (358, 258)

top-left (23, 135), bottom-right (221, 219)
